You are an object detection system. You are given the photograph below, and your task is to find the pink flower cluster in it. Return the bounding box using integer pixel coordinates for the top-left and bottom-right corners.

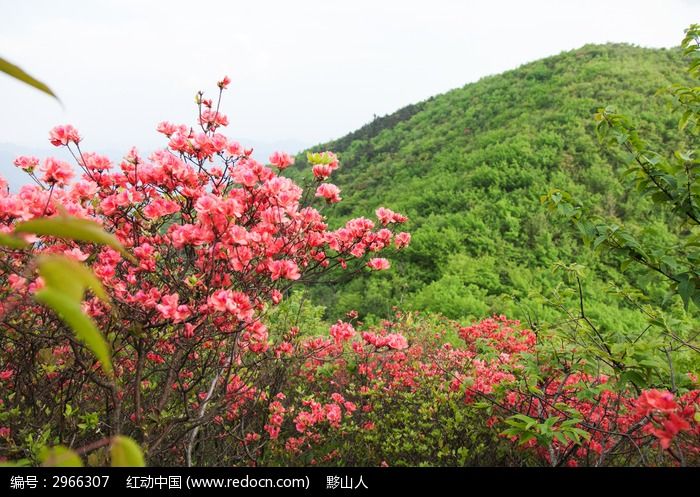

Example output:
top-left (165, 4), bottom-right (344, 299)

top-left (265, 399), bottom-right (288, 440)
top-left (330, 320), bottom-right (355, 344)
top-left (292, 395), bottom-right (355, 437)
top-left (48, 124), bottom-right (81, 147)
top-left (361, 331), bottom-right (408, 350)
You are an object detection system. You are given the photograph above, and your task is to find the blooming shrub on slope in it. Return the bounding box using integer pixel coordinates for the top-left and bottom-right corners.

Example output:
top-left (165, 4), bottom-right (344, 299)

top-left (258, 313), bottom-right (699, 467)
top-left (0, 78), bottom-right (409, 465)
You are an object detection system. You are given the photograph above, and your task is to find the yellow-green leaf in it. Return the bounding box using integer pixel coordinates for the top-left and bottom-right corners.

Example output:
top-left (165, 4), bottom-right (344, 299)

top-left (110, 436), bottom-right (145, 467)
top-left (37, 254), bottom-right (109, 303)
top-left (40, 446), bottom-right (83, 467)
top-left (0, 232), bottom-right (29, 249)
top-left (0, 57), bottom-right (59, 101)
top-left (15, 216), bottom-right (135, 263)
top-left (35, 287), bottom-right (113, 375)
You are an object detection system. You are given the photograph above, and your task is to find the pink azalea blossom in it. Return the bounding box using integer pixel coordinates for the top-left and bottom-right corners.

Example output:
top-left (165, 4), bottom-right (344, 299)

top-left (367, 258), bottom-right (390, 270)
top-left (13, 156), bottom-right (40, 173)
top-left (269, 259), bottom-right (301, 281)
top-left (38, 158), bottom-right (74, 186)
top-left (330, 320), bottom-right (355, 344)
top-left (376, 207), bottom-right (408, 225)
top-left (218, 76), bottom-right (231, 89)
top-left (269, 151), bottom-right (295, 169)
top-left (49, 124), bottom-right (81, 146)
top-left (155, 293), bottom-right (191, 323)
top-left (315, 183), bottom-right (341, 203)
top-left (395, 232), bottom-right (411, 249)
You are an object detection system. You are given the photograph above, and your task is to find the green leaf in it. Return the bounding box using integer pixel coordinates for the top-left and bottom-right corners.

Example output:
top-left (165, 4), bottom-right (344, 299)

top-left (35, 288), bottom-right (112, 375)
top-left (506, 413), bottom-right (538, 430)
top-left (37, 255), bottom-right (109, 303)
top-left (500, 428), bottom-right (521, 438)
top-left (679, 109), bottom-right (693, 131)
top-left (570, 428), bottom-right (592, 441)
top-left (0, 232), bottom-right (29, 249)
top-left (526, 384), bottom-right (544, 396)
top-left (677, 274), bottom-right (694, 310)
top-left (15, 216), bottom-right (136, 263)
top-left (110, 436), bottom-right (145, 467)
top-left (553, 431), bottom-right (568, 444)
top-left (543, 416), bottom-right (560, 428)
top-left (620, 370), bottom-right (646, 388)
top-left (0, 57), bottom-right (59, 101)
top-left (40, 446), bottom-right (83, 467)
top-left (516, 433), bottom-right (536, 445)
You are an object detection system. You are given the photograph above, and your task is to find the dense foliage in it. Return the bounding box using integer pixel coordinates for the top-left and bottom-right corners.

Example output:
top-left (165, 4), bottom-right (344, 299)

top-left (288, 43), bottom-right (695, 331)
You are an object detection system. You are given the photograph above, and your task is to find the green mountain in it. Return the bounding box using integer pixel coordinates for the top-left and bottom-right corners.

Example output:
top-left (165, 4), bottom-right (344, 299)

top-left (291, 43), bottom-right (695, 332)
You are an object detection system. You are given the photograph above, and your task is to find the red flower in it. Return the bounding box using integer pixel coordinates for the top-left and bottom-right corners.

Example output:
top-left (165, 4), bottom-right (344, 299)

top-left (315, 183), bottom-right (341, 203)
top-left (38, 157), bottom-right (74, 186)
top-left (269, 260), bottom-right (301, 281)
top-left (269, 151), bottom-right (295, 169)
top-left (635, 389), bottom-right (678, 416)
top-left (330, 320), bottom-right (355, 344)
top-left (49, 124), bottom-right (81, 146)
top-left (217, 75), bottom-right (231, 89)
top-left (367, 258), bottom-right (390, 270)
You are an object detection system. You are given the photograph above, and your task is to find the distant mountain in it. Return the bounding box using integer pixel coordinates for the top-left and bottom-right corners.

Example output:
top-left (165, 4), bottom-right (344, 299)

top-left (289, 43), bottom-right (693, 328)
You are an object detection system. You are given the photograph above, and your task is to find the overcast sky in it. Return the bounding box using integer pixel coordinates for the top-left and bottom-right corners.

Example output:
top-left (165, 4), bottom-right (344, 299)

top-left (1, 0), bottom-right (700, 156)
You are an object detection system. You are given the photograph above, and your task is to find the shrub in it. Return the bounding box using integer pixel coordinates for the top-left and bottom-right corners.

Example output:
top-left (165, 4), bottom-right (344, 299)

top-left (0, 78), bottom-right (409, 465)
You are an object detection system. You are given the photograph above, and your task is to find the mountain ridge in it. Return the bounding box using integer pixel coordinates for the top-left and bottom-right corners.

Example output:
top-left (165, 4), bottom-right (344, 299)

top-left (307, 43), bottom-right (680, 168)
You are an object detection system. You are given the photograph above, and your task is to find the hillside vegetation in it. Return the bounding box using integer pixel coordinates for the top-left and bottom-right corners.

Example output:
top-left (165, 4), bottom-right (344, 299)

top-left (291, 44), bottom-right (695, 334)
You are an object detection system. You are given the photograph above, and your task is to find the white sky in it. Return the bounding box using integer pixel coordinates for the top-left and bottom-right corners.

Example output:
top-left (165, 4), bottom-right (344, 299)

top-left (1, 0), bottom-right (700, 154)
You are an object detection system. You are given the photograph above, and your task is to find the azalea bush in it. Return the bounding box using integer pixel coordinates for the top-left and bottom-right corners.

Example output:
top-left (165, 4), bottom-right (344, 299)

top-left (0, 77), bottom-right (410, 465)
top-left (255, 312), bottom-right (699, 467)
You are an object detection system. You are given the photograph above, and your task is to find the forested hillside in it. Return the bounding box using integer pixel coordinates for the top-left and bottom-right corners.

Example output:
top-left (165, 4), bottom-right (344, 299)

top-left (291, 44), bottom-right (695, 334)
